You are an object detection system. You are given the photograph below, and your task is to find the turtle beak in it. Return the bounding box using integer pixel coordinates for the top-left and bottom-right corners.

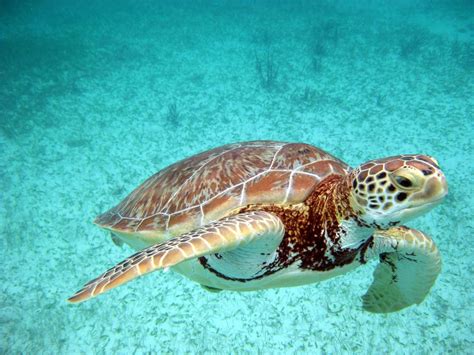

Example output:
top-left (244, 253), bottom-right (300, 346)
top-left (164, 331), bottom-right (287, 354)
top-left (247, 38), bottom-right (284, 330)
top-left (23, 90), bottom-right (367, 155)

top-left (428, 172), bottom-right (448, 203)
top-left (411, 171), bottom-right (448, 208)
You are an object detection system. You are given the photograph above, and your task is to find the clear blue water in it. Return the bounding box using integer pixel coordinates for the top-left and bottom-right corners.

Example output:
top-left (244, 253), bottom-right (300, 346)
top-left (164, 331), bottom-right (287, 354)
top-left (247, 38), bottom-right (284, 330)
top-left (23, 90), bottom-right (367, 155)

top-left (1, 0), bottom-right (473, 353)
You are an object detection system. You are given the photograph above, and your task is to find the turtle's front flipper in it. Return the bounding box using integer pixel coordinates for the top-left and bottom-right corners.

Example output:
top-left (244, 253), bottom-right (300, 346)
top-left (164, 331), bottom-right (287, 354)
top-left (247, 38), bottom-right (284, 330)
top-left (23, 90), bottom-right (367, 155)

top-left (362, 226), bottom-right (441, 313)
top-left (68, 211), bottom-right (284, 303)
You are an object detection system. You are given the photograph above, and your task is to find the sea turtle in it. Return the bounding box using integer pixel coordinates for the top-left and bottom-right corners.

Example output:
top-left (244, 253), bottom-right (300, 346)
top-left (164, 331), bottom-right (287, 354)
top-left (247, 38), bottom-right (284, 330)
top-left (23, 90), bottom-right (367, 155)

top-left (69, 141), bottom-right (448, 313)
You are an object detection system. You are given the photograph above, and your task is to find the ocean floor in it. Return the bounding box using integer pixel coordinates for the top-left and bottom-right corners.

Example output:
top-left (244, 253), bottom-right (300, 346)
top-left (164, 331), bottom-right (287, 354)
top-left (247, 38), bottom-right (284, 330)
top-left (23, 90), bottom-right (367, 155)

top-left (1, 1), bottom-right (473, 353)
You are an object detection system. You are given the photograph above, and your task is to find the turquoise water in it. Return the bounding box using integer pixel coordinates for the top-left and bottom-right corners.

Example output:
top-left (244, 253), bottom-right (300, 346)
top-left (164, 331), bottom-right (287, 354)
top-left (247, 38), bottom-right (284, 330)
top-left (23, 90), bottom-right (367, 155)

top-left (1, 0), bottom-right (473, 353)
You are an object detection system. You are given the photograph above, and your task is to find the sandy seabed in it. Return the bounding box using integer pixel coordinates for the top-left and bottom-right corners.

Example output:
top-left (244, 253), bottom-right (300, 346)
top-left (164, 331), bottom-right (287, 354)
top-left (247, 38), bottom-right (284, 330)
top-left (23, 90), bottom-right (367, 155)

top-left (1, 1), bottom-right (472, 353)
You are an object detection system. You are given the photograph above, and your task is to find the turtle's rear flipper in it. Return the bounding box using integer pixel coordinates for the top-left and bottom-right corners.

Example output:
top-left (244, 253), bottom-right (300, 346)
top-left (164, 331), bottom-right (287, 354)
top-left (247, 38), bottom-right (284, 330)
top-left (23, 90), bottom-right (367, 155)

top-left (201, 285), bottom-right (222, 293)
top-left (362, 227), bottom-right (441, 313)
top-left (110, 233), bottom-right (124, 247)
top-left (68, 211), bottom-right (284, 303)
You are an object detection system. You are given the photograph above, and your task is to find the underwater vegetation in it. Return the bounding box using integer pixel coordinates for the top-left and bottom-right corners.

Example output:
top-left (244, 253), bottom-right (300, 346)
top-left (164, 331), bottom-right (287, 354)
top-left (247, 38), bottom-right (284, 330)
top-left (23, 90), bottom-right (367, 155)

top-left (308, 20), bottom-right (340, 72)
top-left (450, 40), bottom-right (474, 70)
top-left (165, 101), bottom-right (180, 126)
top-left (253, 28), bottom-right (279, 91)
top-left (397, 26), bottom-right (433, 60)
top-left (255, 48), bottom-right (279, 91)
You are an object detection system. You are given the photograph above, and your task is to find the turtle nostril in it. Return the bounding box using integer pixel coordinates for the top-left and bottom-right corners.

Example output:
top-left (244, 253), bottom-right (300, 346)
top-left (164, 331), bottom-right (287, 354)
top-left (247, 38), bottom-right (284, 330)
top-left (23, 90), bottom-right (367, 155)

top-left (396, 192), bottom-right (408, 202)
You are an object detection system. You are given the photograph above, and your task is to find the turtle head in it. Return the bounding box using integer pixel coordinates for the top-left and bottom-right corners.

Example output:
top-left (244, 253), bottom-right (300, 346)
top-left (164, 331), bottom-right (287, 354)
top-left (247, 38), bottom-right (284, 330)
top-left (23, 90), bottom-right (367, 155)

top-left (349, 155), bottom-right (448, 228)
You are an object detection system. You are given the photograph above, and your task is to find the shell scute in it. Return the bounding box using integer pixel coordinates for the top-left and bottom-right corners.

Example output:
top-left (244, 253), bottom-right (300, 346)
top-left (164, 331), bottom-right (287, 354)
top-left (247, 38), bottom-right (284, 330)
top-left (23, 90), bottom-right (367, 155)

top-left (245, 171), bottom-right (292, 204)
top-left (139, 214), bottom-right (168, 231)
top-left (201, 185), bottom-right (243, 223)
top-left (288, 173), bottom-right (321, 202)
top-left (168, 207), bottom-right (202, 234)
top-left (165, 144), bottom-right (277, 212)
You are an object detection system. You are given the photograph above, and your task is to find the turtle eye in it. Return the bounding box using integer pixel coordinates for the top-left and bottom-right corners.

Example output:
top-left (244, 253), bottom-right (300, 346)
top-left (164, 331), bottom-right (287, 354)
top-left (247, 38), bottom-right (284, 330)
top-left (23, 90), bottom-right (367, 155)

top-left (394, 175), bottom-right (413, 188)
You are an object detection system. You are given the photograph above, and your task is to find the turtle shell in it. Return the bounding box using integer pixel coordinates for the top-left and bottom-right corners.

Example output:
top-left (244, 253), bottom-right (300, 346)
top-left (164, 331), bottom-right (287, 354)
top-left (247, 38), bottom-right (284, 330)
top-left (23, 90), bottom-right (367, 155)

top-left (96, 141), bottom-right (350, 238)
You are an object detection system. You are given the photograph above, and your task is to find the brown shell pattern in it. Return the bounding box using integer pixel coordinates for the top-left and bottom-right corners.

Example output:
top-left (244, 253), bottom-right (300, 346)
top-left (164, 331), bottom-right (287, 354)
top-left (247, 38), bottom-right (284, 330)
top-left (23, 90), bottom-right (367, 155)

top-left (95, 141), bottom-right (350, 234)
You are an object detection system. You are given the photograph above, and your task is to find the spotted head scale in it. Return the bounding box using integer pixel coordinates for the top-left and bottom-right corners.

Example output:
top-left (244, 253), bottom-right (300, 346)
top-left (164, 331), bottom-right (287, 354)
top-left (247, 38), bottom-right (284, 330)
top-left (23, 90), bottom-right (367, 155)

top-left (349, 154), bottom-right (448, 228)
